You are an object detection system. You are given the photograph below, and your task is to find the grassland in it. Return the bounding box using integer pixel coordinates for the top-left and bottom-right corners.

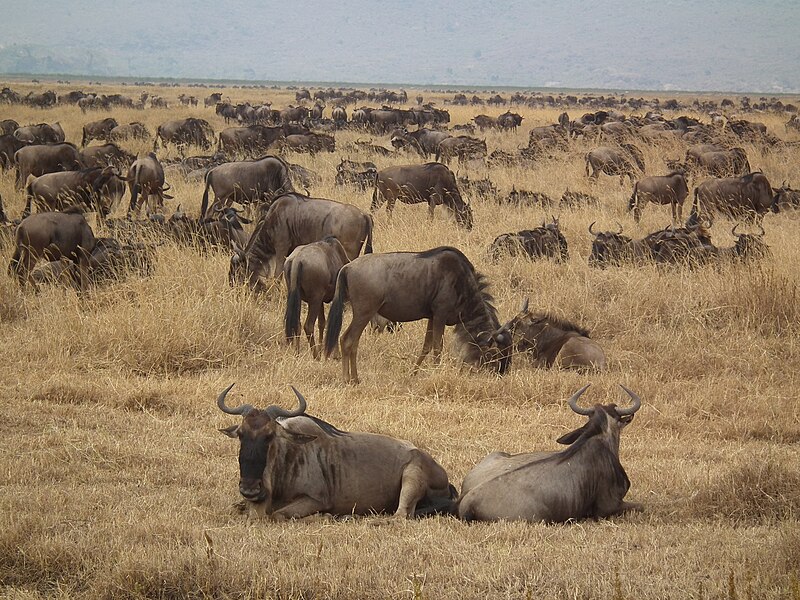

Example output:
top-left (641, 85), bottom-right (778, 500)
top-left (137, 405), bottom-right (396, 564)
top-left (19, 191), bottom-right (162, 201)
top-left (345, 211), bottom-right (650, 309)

top-left (1, 81), bottom-right (799, 599)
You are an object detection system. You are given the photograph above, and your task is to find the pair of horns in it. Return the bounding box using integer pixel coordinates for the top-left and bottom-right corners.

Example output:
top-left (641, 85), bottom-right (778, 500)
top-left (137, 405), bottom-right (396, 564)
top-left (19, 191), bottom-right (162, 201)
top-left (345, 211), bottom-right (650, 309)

top-left (589, 221), bottom-right (624, 235)
top-left (217, 383), bottom-right (307, 419)
top-left (567, 384), bottom-right (641, 416)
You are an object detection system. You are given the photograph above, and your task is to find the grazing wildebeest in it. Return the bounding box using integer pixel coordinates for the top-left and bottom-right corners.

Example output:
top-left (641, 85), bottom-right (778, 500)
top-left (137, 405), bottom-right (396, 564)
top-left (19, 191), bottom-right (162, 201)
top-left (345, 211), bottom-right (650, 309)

top-left (585, 144), bottom-right (645, 184)
top-left (473, 115), bottom-right (497, 131)
top-left (200, 155), bottom-right (295, 220)
top-left (14, 143), bottom-right (83, 189)
top-left (127, 153), bottom-right (172, 216)
top-left (108, 122), bottom-right (150, 142)
top-left (390, 127), bottom-right (449, 157)
top-left (284, 236), bottom-right (350, 358)
top-left (371, 163), bottom-right (473, 230)
top-left (154, 118), bottom-right (214, 153)
top-left (0, 134), bottom-right (29, 170)
top-left (81, 117), bottom-right (118, 147)
top-left (80, 143), bottom-right (136, 171)
top-left (229, 193), bottom-right (373, 291)
top-left (23, 166), bottom-right (120, 218)
top-left (497, 111), bottom-right (523, 131)
top-left (282, 132), bottom-right (335, 154)
top-left (456, 384), bottom-right (641, 523)
top-left (435, 136), bottom-right (487, 165)
top-left (688, 172), bottom-right (776, 224)
top-left (218, 125), bottom-right (285, 156)
top-left (8, 207), bottom-right (96, 292)
top-left (628, 171), bottom-right (689, 224)
top-left (488, 217), bottom-right (568, 262)
top-left (217, 384), bottom-right (456, 520)
top-left (14, 122), bottom-right (64, 144)
top-left (504, 299), bottom-right (606, 370)
top-left (323, 247), bottom-right (512, 384)
top-left (686, 146), bottom-right (750, 177)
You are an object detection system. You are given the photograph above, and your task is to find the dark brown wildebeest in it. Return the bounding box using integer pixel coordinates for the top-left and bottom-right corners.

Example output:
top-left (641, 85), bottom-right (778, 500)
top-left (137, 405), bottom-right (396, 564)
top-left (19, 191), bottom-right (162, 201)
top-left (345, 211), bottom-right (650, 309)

top-left (154, 118), bottom-right (214, 153)
top-left (200, 155), bottom-right (295, 220)
top-left (371, 163), bottom-right (473, 230)
top-left (588, 221), bottom-right (715, 267)
top-left (25, 90), bottom-right (57, 108)
top-left (14, 143), bottom-right (83, 189)
top-left (81, 117), bottom-right (118, 147)
top-left (23, 166), bottom-right (120, 218)
top-left (488, 217), bottom-right (568, 262)
top-left (504, 299), bottom-right (606, 370)
top-left (282, 133), bottom-right (335, 154)
top-left (229, 193), bottom-right (373, 291)
top-left (108, 122), bottom-right (150, 142)
top-left (80, 143), bottom-right (136, 171)
top-left (587, 222), bottom-right (652, 267)
top-left (585, 144), bottom-right (645, 184)
top-left (456, 384), bottom-right (641, 523)
top-left (715, 223), bottom-right (770, 262)
top-left (284, 236), bottom-right (350, 358)
top-left (688, 146), bottom-right (750, 177)
top-left (435, 136), bottom-right (487, 165)
top-left (204, 92), bottom-right (223, 108)
top-left (287, 163), bottom-right (320, 191)
top-left (323, 247), bottom-right (512, 384)
top-left (688, 172), bottom-right (776, 225)
top-left (560, 189), bottom-right (599, 208)
top-left (8, 207), bottom-right (96, 292)
top-left (390, 127), bottom-right (449, 157)
top-left (127, 153), bottom-right (172, 216)
top-left (218, 125), bottom-right (285, 156)
top-left (1, 119), bottom-right (18, 135)
top-left (332, 105), bottom-right (347, 125)
top-left (628, 171), bottom-right (689, 224)
top-left (0, 134), bottom-right (29, 170)
top-left (498, 187), bottom-right (554, 207)
top-left (497, 111), bottom-right (523, 131)
top-left (772, 182), bottom-right (800, 210)
top-left (280, 105), bottom-right (310, 124)
top-left (217, 384), bottom-right (455, 520)
top-left (14, 122), bottom-right (64, 144)
top-left (166, 203), bottom-right (251, 251)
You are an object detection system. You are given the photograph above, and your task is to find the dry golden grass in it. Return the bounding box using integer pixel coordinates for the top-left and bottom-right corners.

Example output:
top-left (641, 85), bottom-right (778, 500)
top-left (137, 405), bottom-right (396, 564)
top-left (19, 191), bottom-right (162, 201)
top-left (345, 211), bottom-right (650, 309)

top-left (1, 80), bottom-right (800, 599)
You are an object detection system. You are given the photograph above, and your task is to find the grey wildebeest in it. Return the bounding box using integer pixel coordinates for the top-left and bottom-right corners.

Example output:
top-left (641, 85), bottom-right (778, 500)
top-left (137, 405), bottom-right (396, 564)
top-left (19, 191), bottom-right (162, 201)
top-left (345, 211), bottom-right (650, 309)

top-left (127, 153), bottom-right (172, 216)
top-left (8, 207), bottom-right (96, 292)
top-left (390, 127), bottom-right (449, 157)
top-left (284, 236), bottom-right (350, 358)
top-left (456, 384), bottom-right (641, 523)
top-left (200, 155), bottom-right (294, 220)
top-left (371, 163), bottom-right (473, 230)
top-left (0, 134), bottom-right (29, 170)
top-left (585, 144), bottom-right (645, 184)
top-left (229, 193), bottom-right (373, 291)
top-left (685, 146), bottom-right (750, 177)
top-left (323, 247), bottom-right (512, 384)
top-left (14, 122), bottom-right (64, 144)
top-left (154, 118), bottom-right (214, 153)
top-left (435, 136), bottom-right (487, 165)
top-left (23, 166), bottom-right (121, 218)
top-left (14, 143), bottom-right (83, 189)
top-left (80, 143), bottom-right (136, 171)
top-left (628, 171), bottom-right (689, 224)
top-left (218, 125), bottom-right (285, 157)
top-left (504, 299), bottom-right (606, 370)
top-left (488, 217), bottom-right (568, 262)
top-left (217, 384), bottom-right (456, 520)
top-left (108, 122), bottom-right (150, 142)
top-left (81, 117), bottom-right (118, 147)
top-left (688, 172), bottom-right (776, 225)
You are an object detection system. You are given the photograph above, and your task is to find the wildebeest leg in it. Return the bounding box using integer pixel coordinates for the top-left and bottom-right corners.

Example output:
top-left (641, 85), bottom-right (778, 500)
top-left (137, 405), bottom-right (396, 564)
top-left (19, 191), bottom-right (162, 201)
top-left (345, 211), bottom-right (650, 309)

top-left (304, 298), bottom-right (322, 359)
top-left (427, 197), bottom-right (437, 221)
top-left (77, 246), bottom-right (91, 293)
top-left (394, 462), bottom-right (429, 518)
top-left (270, 495), bottom-right (328, 520)
top-left (316, 305), bottom-right (330, 359)
top-left (340, 316), bottom-right (371, 384)
top-left (430, 317), bottom-right (446, 365)
top-left (413, 319), bottom-right (435, 373)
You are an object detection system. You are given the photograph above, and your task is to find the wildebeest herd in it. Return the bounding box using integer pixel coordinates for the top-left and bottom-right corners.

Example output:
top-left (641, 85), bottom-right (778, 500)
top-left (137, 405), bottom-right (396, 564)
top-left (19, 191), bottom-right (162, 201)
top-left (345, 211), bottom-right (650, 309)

top-left (2, 82), bottom-right (798, 526)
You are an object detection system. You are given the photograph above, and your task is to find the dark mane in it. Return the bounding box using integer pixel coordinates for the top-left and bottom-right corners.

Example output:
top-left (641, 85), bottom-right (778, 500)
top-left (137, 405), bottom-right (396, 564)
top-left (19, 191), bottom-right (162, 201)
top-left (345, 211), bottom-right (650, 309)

top-left (529, 312), bottom-right (590, 337)
top-left (454, 268), bottom-right (502, 364)
top-left (417, 245), bottom-right (472, 262)
top-left (61, 204), bottom-right (86, 214)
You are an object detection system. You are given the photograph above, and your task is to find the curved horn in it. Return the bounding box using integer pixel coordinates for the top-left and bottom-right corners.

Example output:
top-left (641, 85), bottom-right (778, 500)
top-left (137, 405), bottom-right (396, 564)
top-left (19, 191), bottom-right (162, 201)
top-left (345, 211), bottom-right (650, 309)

top-left (264, 386), bottom-right (308, 419)
top-left (520, 297), bottom-right (529, 313)
top-left (617, 384), bottom-right (642, 416)
top-left (615, 221), bottom-right (624, 235)
top-left (731, 223), bottom-right (741, 237)
top-left (567, 384), bottom-right (593, 415)
top-left (588, 221), bottom-right (598, 236)
top-left (217, 383), bottom-right (255, 416)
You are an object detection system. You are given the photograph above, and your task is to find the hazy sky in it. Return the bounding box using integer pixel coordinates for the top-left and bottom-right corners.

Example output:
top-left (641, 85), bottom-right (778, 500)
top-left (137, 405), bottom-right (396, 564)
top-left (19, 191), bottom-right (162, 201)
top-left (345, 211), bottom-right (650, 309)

top-left (1, 1), bottom-right (798, 92)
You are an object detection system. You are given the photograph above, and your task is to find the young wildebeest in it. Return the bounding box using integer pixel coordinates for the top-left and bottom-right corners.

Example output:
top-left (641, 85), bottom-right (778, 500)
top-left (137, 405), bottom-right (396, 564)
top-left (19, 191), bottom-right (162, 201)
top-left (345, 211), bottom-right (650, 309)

top-left (585, 143), bottom-right (645, 185)
top-left (371, 162), bottom-right (473, 229)
top-left (217, 385), bottom-right (456, 520)
top-left (456, 384), bottom-right (642, 523)
top-left (230, 193), bottom-right (373, 291)
top-left (488, 217), bottom-right (568, 262)
top-left (284, 237), bottom-right (350, 358)
top-left (628, 171), bottom-right (689, 224)
top-left (324, 246), bottom-right (512, 384)
top-left (504, 299), bottom-right (606, 370)
top-left (9, 207), bottom-right (96, 292)
top-left (127, 153), bottom-right (172, 216)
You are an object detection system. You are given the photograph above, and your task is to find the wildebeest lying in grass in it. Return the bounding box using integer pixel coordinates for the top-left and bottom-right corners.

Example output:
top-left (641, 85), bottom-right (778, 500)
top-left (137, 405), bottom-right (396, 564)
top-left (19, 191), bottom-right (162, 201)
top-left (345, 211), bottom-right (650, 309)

top-left (488, 217), bottom-right (568, 262)
top-left (504, 298), bottom-right (606, 370)
top-left (217, 384), bottom-right (456, 520)
top-left (456, 383), bottom-right (641, 523)
top-left (324, 246), bottom-right (512, 384)
top-left (588, 221), bottom-right (716, 267)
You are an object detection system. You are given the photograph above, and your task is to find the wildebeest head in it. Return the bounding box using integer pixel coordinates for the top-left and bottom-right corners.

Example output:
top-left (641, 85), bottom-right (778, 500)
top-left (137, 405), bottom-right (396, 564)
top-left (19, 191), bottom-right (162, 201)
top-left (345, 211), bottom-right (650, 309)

top-left (556, 384), bottom-right (641, 451)
top-left (588, 221), bottom-right (632, 267)
top-left (472, 325), bottom-right (513, 374)
top-left (729, 223), bottom-right (770, 260)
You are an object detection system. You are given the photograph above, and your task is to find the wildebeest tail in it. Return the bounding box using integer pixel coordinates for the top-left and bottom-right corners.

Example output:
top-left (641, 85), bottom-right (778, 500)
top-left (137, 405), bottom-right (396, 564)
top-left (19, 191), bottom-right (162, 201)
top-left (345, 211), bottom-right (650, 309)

top-left (414, 483), bottom-right (459, 517)
top-left (323, 268), bottom-right (349, 358)
top-left (22, 176), bottom-right (35, 218)
top-left (152, 127), bottom-right (160, 152)
top-left (200, 169), bottom-right (213, 220)
top-left (686, 187), bottom-right (700, 226)
top-left (8, 246), bottom-right (21, 278)
top-left (128, 163), bottom-right (140, 214)
top-left (628, 183), bottom-right (638, 211)
top-left (284, 261), bottom-right (303, 342)
top-left (369, 180), bottom-right (382, 212)
top-left (363, 214), bottom-right (374, 254)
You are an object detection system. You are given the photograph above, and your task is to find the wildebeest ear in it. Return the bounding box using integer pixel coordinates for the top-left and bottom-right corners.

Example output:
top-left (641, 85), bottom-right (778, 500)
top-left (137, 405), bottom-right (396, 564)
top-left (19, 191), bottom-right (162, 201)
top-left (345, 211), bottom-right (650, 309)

top-left (279, 428), bottom-right (317, 445)
top-left (219, 425), bottom-right (240, 438)
top-left (556, 424), bottom-right (587, 445)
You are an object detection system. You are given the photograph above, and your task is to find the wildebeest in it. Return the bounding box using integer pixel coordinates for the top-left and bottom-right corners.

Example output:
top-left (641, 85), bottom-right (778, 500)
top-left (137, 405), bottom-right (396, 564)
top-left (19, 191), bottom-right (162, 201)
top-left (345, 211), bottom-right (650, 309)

top-left (14, 122), bottom-right (64, 144)
top-left (435, 136), bottom-right (487, 165)
top-left (588, 221), bottom-right (716, 267)
top-left (8, 207), bottom-right (96, 292)
top-left (498, 187), bottom-right (554, 207)
top-left (456, 384), bottom-right (641, 523)
top-left (585, 144), bottom-right (645, 184)
top-left (80, 143), bottom-right (136, 171)
top-left (772, 182), bottom-right (800, 210)
top-left (14, 143), bottom-right (83, 189)
top-left (200, 155), bottom-right (295, 220)
top-left (217, 384), bottom-right (456, 519)
top-left (23, 166), bottom-right (121, 218)
top-left (154, 118), bottom-right (214, 153)
top-left (81, 118), bottom-right (118, 147)
top-left (0, 134), bottom-right (29, 170)
top-left (688, 172), bottom-right (776, 224)
top-left (504, 299), bottom-right (606, 370)
top-left (284, 237), bottom-right (350, 358)
top-left (371, 163), bottom-right (473, 230)
top-left (497, 111), bottom-right (523, 131)
top-left (323, 247), bottom-right (512, 384)
top-left (282, 133), bottom-right (335, 154)
top-left (628, 171), bottom-right (689, 224)
top-left (332, 106), bottom-right (347, 125)
top-left (390, 127), bottom-right (449, 157)
top-left (229, 193), bottom-right (373, 290)
top-left (204, 92), bottom-right (223, 108)
top-left (127, 153), bottom-right (172, 216)
top-left (685, 146), bottom-right (750, 177)
top-left (335, 158), bottom-right (377, 191)
top-left (488, 217), bottom-right (568, 262)
top-left (108, 122), bottom-right (150, 142)
top-left (715, 223), bottom-right (770, 262)
top-left (218, 125), bottom-right (285, 156)
top-left (0, 119), bottom-right (18, 136)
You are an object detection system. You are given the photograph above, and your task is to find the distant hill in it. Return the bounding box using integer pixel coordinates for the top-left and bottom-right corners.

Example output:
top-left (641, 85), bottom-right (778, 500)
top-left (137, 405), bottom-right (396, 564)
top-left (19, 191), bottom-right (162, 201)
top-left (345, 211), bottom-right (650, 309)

top-left (1, 0), bottom-right (798, 93)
